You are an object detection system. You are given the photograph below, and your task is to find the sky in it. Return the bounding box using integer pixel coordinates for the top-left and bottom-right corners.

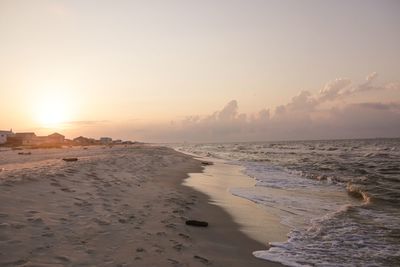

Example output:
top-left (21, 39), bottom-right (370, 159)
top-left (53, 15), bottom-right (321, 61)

top-left (0, 0), bottom-right (399, 142)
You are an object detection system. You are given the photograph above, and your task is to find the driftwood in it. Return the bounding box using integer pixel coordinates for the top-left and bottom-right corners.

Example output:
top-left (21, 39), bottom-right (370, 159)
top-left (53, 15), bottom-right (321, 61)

top-left (201, 161), bottom-right (213, 166)
top-left (63, 158), bottom-right (78, 162)
top-left (185, 220), bottom-right (209, 227)
top-left (18, 152), bottom-right (31, 155)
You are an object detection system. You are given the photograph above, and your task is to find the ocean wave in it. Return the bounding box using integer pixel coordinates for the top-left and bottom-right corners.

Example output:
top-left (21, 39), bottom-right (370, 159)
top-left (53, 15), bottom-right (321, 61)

top-left (346, 182), bottom-right (371, 203)
top-left (253, 204), bottom-right (400, 267)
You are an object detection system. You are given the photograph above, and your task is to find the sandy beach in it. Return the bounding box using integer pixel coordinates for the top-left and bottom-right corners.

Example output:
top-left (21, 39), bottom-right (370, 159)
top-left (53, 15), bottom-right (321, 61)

top-left (0, 145), bottom-right (284, 267)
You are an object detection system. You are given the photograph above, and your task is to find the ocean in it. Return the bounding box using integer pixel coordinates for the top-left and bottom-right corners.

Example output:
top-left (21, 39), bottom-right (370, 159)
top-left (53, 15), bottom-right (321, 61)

top-left (175, 138), bottom-right (400, 267)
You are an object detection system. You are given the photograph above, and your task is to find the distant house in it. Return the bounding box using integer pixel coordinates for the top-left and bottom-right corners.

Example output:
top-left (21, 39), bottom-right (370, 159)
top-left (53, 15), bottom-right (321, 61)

top-left (14, 132), bottom-right (37, 145)
top-left (73, 136), bottom-right (96, 146)
top-left (33, 133), bottom-right (65, 146)
top-left (47, 133), bottom-right (65, 144)
top-left (73, 136), bottom-right (88, 145)
top-left (0, 129), bottom-right (14, 144)
top-left (6, 132), bottom-right (65, 147)
top-left (100, 137), bottom-right (112, 144)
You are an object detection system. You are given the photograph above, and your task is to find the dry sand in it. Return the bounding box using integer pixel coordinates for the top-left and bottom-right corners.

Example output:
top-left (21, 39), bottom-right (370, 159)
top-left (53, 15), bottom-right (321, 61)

top-left (0, 145), bottom-right (284, 267)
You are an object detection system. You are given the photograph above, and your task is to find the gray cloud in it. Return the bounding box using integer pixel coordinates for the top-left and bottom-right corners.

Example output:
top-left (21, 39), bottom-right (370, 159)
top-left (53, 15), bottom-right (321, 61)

top-left (355, 102), bottom-right (400, 111)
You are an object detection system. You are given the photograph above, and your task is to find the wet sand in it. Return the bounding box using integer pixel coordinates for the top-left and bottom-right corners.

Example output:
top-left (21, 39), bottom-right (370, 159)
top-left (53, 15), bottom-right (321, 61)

top-left (184, 159), bottom-right (288, 245)
top-left (0, 145), bottom-right (284, 266)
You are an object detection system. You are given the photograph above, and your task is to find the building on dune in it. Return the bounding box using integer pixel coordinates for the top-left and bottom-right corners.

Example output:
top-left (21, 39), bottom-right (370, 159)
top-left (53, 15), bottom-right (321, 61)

top-left (0, 129), bottom-right (14, 144)
top-left (11, 132), bottom-right (37, 146)
top-left (46, 133), bottom-right (65, 144)
top-left (73, 136), bottom-right (98, 146)
top-left (100, 137), bottom-right (112, 144)
top-left (6, 132), bottom-right (65, 146)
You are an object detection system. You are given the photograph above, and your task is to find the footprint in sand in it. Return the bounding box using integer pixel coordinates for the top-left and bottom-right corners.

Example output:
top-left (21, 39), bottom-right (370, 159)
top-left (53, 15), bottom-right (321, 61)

top-left (11, 223), bottom-right (25, 229)
top-left (0, 222), bottom-right (10, 228)
top-left (152, 245), bottom-right (164, 254)
top-left (156, 231), bottom-right (166, 236)
top-left (136, 247), bottom-right (146, 252)
top-left (86, 248), bottom-right (95, 255)
top-left (193, 255), bottom-right (211, 265)
top-left (60, 187), bottom-right (75, 193)
top-left (178, 233), bottom-right (190, 240)
top-left (167, 258), bottom-right (181, 266)
top-left (93, 218), bottom-right (111, 226)
top-left (27, 216), bottom-right (44, 225)
top-left (41, 231), bottom-right (54, 237)
top-left (118, 218), bottom-right (127, 224)
top-left (50, 181), bottom-right (62, 187)
top-left (173, 243), bottom-right (184, 251)
top-left (55, 255), bottom-right (71, 263)
top-left (113, 198), bottom-right (122, 203)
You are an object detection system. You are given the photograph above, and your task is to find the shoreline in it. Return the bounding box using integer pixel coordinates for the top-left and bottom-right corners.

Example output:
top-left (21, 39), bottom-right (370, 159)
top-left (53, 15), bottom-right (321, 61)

top-left (177, 153), bottom-right (288, 267)
top-left (183, 158), bottom-right (289, 244)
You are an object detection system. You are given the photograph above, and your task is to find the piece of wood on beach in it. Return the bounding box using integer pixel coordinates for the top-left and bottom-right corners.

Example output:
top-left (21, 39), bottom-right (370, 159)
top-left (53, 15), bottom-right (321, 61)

top-left (18, 152), bottom-right (32, 155)
top-left (185, 220), bottom-right (209, 227)
top-left (201, 161), bottom-right (213, 166)
top-left (63, 158), bottom-right (78, 162)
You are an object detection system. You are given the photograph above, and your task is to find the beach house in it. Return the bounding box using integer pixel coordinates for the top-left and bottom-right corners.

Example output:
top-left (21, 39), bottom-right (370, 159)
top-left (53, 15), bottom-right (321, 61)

top-left (6, 132), bottom-right (65, 146)
top-left (0, 129), bottom-right (14, 144)
top-left (46, 133), bottom-right (65, 144)
top-left (13, 132), bottom-right (37, 145)
top-left (73, 136), bottom-right (97, 146)
top-left (100, 137), bottom-right (112, 144)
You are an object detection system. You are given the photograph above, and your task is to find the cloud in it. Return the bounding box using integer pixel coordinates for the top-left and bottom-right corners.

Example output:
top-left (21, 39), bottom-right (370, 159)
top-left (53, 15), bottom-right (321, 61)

top-left (386, 82), bottom-right (400, 91)
top-left (314, 72), bottom-right (396, 104)
top-left (218, 100), bottom-right (238, 121)
top-left (130, 72), bottom-right (399, 142)
top-left (326, 102), bottom-right (400, 138)
top-left (318, 78), bottom-right (352, 102)
top-left (366, 72), bottom-right (378, 82)
top-left (352, 102), bottom-right (400, 113)
top-left (351, 72), bottom-right (383, 94)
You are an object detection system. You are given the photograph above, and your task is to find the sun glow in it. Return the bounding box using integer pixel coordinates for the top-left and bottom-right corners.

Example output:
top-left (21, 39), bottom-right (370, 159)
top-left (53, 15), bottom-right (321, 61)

top-left (37, 102), bottom-right (68, 125)
top-left (34, 90), bottom-right (72, 127)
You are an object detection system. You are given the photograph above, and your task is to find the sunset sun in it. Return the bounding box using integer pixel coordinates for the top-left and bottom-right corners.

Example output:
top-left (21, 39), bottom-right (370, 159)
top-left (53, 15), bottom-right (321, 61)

top-left (35, 95), bottom-right (70, 126)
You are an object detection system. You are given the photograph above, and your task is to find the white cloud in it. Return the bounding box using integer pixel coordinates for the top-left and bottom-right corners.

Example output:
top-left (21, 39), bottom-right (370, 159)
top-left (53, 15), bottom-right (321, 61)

top-left (318, 78), bottom-right (352, 102)
top-left (366, 72), bottom-right (378, 82)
